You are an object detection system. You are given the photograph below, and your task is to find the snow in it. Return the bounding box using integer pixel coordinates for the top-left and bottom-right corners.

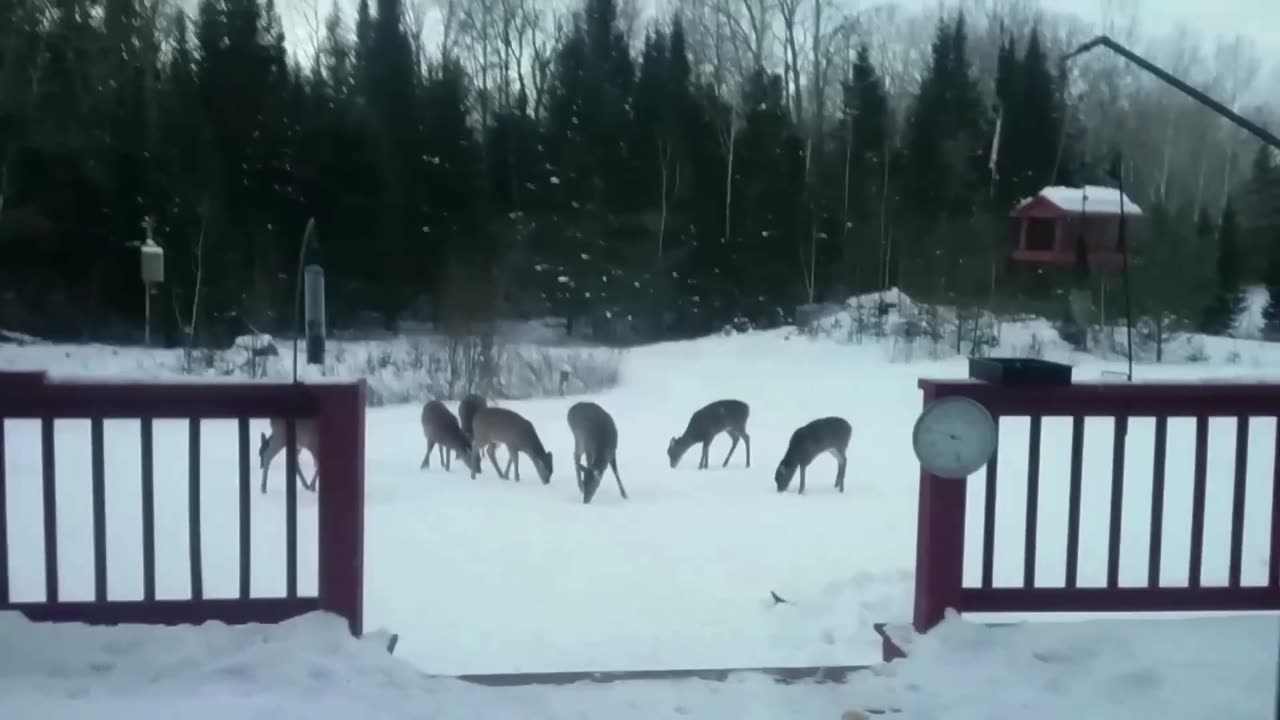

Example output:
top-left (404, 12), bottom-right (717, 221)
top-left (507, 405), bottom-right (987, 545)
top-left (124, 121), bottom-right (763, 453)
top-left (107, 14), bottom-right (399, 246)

top-left (0, 609), bottom-right (1273, 718)
top-left (3, 288), bottom-right (1280, 715)
top-left (1022, 184), bottom-right (1145, 216)
top-left (0, 333), bottom-right (623, 406)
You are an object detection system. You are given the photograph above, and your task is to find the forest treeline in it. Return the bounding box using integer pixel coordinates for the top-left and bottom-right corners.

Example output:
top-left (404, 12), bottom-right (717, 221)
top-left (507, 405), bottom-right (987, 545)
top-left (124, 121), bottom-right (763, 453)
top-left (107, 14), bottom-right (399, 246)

top-left (0, 0), bottom-right (1276, 346)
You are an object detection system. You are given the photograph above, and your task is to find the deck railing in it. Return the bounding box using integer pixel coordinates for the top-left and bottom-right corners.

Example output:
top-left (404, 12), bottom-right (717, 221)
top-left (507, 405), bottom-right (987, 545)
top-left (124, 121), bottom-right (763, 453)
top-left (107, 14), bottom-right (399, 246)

top-left (915, 379), bottom-right (1280, 633)
top-left (0, 371), bottom-right (366, 634)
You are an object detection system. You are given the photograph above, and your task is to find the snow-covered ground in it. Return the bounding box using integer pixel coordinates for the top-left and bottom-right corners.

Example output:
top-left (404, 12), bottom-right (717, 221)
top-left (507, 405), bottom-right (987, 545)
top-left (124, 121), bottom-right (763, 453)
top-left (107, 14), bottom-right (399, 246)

top-left (0, 609), bottom-right (1273, 718)
top-left (3, 290), bottom-right (1280, 716)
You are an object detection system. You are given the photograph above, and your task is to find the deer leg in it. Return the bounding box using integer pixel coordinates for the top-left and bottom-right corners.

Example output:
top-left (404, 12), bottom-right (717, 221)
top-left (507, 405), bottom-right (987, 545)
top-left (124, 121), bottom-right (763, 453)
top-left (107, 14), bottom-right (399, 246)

top-left (487, 444), bottom-right (505, 478)
top-left (574, 448), bottom-right (584, 490)
top-left (439, 443), bottom-right (449, 469)
top-left (260, 444), bottom-right (281, 494)
top-left (834, 450), bottom-right (847, 493)
top-left (470, 448), bottom-right (481, 479)
top-left (512, 452), bottom-right (522, 482)
top-left (309, 467), bottom-right (319, 492)
top-left (610, 457), bottom-right (628, 499)
top-left (798, 464), bottom-right (807, 495)
top-left (294, 458), bottom-right (311, 491)
top-left (743, 431), bottom-right (751, 468)
top-left (699, 441), bottom-right (710, 469)
top-left (721, 432), bottom-right (740, 467)
top-left (421, 439), bottom-right (435, 470)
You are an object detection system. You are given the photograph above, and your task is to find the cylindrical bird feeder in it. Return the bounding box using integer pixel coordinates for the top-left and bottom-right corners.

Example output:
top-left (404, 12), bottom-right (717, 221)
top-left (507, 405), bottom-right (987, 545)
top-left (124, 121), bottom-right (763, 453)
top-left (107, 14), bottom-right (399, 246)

top-left (303, 264), bottom-right (326, 365)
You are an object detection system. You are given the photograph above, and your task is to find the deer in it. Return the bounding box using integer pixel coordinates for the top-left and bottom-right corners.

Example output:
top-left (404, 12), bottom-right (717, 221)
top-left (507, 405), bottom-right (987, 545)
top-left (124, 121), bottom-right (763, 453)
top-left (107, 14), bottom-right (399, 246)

top-left (456, 393), bottom-right (488, 470)
top-left (667, 399), bottom-right (751, 470)
top-left (567, 401), bottom-right (626, 504)
top-left (259, 417), bottom-right (318, 494)
top-left (420, 399), bottom-right (479, 474)
top-left (458, 393), bottom-right (487, 441)
top-left (774, 416), bottom-right (852, 495)
top-left (469, 406), bottom-right (554, 484)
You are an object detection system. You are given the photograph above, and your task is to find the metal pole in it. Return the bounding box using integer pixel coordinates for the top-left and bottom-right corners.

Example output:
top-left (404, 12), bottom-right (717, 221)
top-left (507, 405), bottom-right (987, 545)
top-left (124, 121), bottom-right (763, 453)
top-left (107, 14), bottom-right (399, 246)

top-left (144, 282), bottom-right (151, 347)
top-left (1114, 154), bottom-right (1134, 382)
top-left (1062, 36), bottom-right (1280, 153)
top-left (292, 219), bottom-right (316, 385)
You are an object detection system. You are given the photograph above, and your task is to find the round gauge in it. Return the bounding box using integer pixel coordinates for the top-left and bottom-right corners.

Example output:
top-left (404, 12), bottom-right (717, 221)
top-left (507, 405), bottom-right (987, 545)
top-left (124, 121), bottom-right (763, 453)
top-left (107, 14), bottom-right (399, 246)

top-left (911, 396), bottom-right (998, 479)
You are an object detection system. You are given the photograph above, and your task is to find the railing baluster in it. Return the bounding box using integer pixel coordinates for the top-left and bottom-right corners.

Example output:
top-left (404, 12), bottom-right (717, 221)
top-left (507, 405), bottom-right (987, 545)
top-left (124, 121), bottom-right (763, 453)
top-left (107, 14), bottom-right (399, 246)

top-left (188, 418), bottom-right (203, 600)
top-left (1148, 416), bottom-right (1167, 587)
top-left (90, 417), bottom-right (107, 602)
top-left (1228, 416), bottom-right (1249, 587)
top-left (1270, 418), bottom-right (1280, 589)
top-left (1107, 416), bottom-right (1127, 588)
top-left (0, 417), bottom-right (8, 604)
top-left (981, 429), bottom-right (999, 589)
top-left (140, 418), bottom-right (156, 602)
top-left (1022, 416), bottom-right (1042, 588)
top-left (1065, 416), bottom-right (1085, 588)
top-left (41, 418), bottom-right (58, 602)
top-left (239, 418), bottom-right (252, 599)
top-left (286, 417), bottom-right (299, 599)
top-left (1189, 416), bottom-right (1209, 588)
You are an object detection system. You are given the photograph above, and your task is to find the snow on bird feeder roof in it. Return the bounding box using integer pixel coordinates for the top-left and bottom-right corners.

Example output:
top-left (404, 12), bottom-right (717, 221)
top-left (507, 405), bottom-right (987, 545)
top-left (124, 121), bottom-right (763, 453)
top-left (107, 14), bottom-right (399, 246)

top-left (1015, 185), bottom-right (1143, 217)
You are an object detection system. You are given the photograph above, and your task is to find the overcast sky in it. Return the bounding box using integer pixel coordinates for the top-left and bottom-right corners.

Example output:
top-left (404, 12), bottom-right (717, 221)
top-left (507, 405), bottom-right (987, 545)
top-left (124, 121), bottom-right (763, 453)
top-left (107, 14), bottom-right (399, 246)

top-left (272, 0), bottom-right (1280, 96)
top-left (1005, 0), bottom-right (1280, 58)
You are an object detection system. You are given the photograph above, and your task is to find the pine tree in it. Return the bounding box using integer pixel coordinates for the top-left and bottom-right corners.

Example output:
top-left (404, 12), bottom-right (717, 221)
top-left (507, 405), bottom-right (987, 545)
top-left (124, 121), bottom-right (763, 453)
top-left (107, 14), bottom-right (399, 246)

top-left (1262, 245), bottom-right (1280, 339)
top-left (834, 44), bottom-right (889, 292)
top-left (1255, 145), bottom-right (1280, 338)
top-left (1017, 27), bottom-right (1061, 195)
top-left (1201, 202), bottom-right (1246, 335)
top-left (991, 30), bottom-right (1020, 208)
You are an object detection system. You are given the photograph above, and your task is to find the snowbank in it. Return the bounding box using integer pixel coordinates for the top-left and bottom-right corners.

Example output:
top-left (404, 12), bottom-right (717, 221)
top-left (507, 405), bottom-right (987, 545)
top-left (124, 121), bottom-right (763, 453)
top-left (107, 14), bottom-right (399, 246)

top-left (872, 611), bottom-right (1274, 719)
top-left (793, 287), bottom-right (1280, 368)
top-left (0, 334), bottom-right (624, 407)
top-left (0, 609), bottom-right (1272, 719)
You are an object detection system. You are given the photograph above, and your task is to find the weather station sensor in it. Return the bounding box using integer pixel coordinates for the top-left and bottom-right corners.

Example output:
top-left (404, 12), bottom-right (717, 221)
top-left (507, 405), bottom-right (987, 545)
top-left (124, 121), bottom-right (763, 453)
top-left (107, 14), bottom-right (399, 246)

top-left (911, 396), bottom-right (998, 479)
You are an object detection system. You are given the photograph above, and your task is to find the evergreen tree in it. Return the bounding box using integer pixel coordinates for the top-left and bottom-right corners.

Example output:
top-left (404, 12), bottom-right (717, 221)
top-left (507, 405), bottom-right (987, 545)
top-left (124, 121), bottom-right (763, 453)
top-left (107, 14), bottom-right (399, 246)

top-left (1017, 27), bottom-right (1062, 193)
top-left (901, 12), bottom-right (989, 301)
top-left (1201, 202), bottom-right (1246, 335)
top-left (1262, 242), bottom-right (1280, 339)
top-left (832, 44), bottom-right (890, 292)
top-left (991, 29), bottom-right (1020, 208)
top-left (1254, 145), bottom-right (1280, 338)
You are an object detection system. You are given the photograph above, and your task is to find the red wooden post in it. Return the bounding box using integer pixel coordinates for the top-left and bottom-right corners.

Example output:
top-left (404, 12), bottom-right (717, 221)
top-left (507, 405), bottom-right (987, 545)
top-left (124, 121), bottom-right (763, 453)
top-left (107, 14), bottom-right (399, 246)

top-left (912, 382), bottom-right (967, 633)
top-left (315, 381), bottom-right (367, 636)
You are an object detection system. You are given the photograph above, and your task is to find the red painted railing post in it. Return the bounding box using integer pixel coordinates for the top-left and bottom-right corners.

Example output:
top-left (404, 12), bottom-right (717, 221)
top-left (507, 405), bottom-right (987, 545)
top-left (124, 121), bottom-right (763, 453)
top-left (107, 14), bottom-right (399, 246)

top-left (913, 382), bottom-right (967, 634)
top-left (314, 381), bottom-right (367, 636)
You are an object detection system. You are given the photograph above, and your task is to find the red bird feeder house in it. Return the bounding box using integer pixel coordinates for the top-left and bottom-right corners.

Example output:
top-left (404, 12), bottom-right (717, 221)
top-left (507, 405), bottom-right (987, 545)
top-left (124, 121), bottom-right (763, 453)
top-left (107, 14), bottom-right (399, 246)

top-left (1009, 185), bottom-right (1143, 269)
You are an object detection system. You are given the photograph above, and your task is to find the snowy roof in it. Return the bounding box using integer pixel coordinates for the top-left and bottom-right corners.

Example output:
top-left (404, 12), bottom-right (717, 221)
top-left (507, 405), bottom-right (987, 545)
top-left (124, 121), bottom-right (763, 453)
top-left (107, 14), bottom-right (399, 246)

top-left (1017, 185), bottom-right (1144, 216)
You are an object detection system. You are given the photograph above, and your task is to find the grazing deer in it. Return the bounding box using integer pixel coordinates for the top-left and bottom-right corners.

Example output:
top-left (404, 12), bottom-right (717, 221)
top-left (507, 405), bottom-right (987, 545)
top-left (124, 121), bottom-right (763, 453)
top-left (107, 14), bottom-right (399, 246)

top-left (667, 399), bottom-right (751, 470)
top-left (470, 406), bottom-right (554, 484)
top-left (458, 393), bottom-right (487, 441)
top-left (420, 400), bottom-right (479, 473)
top-left (567, 401), bottom-right (627, 504)
top-left (775, 416), bottom-right (852, 494)
top-left (259, 417), bottom-right (318, 494)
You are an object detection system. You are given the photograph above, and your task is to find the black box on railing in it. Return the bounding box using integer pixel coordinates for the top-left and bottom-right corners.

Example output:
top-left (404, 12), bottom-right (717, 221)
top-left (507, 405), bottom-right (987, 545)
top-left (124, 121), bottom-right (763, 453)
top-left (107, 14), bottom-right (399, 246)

top-left (968, 357), bottom-right (1073, 387)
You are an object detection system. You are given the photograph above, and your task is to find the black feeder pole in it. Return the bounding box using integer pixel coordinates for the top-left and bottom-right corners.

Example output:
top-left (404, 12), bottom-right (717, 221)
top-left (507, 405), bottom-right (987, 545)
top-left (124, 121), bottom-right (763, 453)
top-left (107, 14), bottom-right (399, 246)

top-left (1109, 152), bottom-right (1134, 382)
